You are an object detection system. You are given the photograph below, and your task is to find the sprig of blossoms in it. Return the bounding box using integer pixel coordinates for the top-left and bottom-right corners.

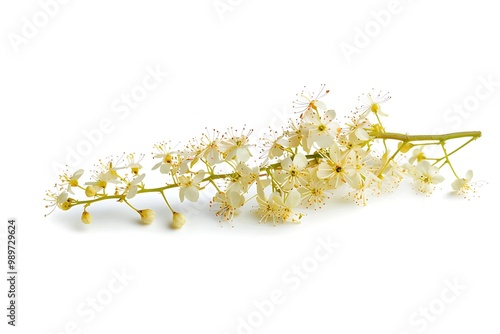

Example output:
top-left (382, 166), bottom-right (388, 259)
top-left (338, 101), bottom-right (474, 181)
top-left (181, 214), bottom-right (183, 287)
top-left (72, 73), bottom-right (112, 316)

top-left (45, 86), bottom-right (482, 228)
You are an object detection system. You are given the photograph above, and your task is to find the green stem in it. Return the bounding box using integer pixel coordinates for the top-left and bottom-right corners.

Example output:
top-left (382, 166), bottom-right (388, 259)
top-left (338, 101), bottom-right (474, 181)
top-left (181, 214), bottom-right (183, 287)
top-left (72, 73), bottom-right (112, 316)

top-left (374, 113), bottom-right (388, 152)
top-left (377, 145), bottom-right (403, 177)
top-left (440, 142), bottom-right (460, 178)
top-left (374, 131), bottom-right (481, 142)
top-left (160, 191), bottom-right (174, 213)
top-left (123, 199), bottom-right (139, 212)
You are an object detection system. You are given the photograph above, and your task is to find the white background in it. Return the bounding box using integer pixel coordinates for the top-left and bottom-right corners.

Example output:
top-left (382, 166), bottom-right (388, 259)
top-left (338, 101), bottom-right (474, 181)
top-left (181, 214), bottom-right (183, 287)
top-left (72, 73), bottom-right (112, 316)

top-left (1, 0), bottom-right (498, 333)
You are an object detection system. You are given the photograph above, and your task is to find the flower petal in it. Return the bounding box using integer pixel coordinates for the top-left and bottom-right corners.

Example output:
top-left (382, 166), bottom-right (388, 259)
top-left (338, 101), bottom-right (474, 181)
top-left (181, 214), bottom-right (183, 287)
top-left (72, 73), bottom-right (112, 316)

top-left (293, 153), bottom-right (308, 170)
top-left (184, 186), bottom-right (200, 202)
top-left (285, 189), bottom-right (301, 208)
top-left (324, 109), bottom-right (336, 122)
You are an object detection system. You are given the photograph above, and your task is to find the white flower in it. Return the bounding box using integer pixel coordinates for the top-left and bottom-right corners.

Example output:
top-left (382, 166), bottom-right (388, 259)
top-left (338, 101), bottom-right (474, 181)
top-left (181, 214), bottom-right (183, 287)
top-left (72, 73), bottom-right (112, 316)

top-left (409, 147), bottom-right (426, 164)
top-left (273, 189), bottom-right (304, 224)
top-left (125, 173), bottom-right (146, 199)
top-left (344, 116), bottom-right (373, 143)
top-left (85, 170), bottom-right (120, 192)
top-left (84, 157), bottom-right (123, 193)
top-left (178, 170), bottom-right (205, 202)
top-left (152, 142), bottom-right (180, 174)
top-left (284, 119), bottom-right (306, 149)
top-left (356, 89), bottom-right (391, 119)
top-left (256, 190), bottom-right (282, 225)
top-left (349, 174), bottom-right (380, 206)
top-left (301, 109), bottom-right (339, 150)
top-left (211, 190), bottom-right (245, 221)
top-left (343, 148), bottom-right (377, 189)
top-left (292, 84), bottom-right (330, 113)
top-left (317, 142), bottom-right (349, 189)
top-left (228, 162), bottom-right (260, 193)
top-left (44, 188), bottom-right (71, 215)
top-left (259, 129), bottom-right (288, 164)
top-left (299, 179), bottom-right (331, 209)
top-left (451, 170), bottom-right (476, 196)
top-left (60, 169), bottom-right (84, 194)
top-left (274, 153), bottom-right (309, 191)
top-left (201, 128), bottom-right (224, 165)
top-left (256, 186), bottom-right (303, 225)
top-left (220, 127), bottom-right (253, 162)
top-left (186, 128), bottom-right (224, 166)
top-left (376, 158), bottom-right (406, 193)
top-left (408, 160), bottom-right (445, 195)
top-left (124, 153), bottom-right (144, 175)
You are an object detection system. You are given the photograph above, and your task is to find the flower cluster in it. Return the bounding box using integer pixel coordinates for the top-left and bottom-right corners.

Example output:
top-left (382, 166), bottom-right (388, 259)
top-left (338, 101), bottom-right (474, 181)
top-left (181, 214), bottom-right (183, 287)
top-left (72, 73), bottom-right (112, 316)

top-left (45, 86), bottom-right (482, 228)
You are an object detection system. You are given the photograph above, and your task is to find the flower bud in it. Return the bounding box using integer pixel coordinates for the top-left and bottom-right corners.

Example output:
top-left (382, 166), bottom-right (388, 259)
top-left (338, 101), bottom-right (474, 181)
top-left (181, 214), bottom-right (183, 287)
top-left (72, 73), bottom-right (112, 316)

top-left (171, 212), bottom-right (186, 229)
top-left (398, 141), bottom-right (414, 153)
top-left (138, 209), bottom-right (155, 224)
top-left (60, 201), bottom-right (71, 211)
top-left (85, 185), bottom-right (97, 197)
top-left (81, 211), bottom-right (93, 224)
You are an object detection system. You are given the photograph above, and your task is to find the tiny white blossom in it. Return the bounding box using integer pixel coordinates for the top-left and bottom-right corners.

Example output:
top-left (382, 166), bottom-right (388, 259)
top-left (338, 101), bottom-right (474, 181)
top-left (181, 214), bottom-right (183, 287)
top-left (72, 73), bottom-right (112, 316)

top-left (356, 89), bottom-right (391, 119)
top-left (408, 160), bottom-right (445, 195)
top-left (60, 169), bottom-right (84, 194)
top-left (228, 162), bottom-right (260, 193)
top-left (274, 153), bottom-right (308, 191)
top-left (125, 173), bottom-right (146, 199)
top-left (124, 153), bottom-right (144, 175)
top-left (259, 129), bottom-right (288, 164)
top-left (178, 171), bottom-right (205, 202)
top-left (273, 189), bottom-right (304, 224)
top-left (343, 149), bottom-right (377, 189)
top-left (44, 188), bottom-right (71, 215)
top-left (220, 127), bottom-right (253, 162)
top-left (409, 147), bottom-right (426, 164)
top-left (152, 142), bottom-right (182, 174)
top-left (211, 190), bottom-right (245, 221)
top-left (451, 170), bottom-right (480, 198)
top-left (344, 117), bottom-right (372, 143)
top-left (299, 179), bottom-right (331, 209)
top-left (85, 170), bottom-right (120, 192)
top-left (301, 109), bottom-right (339, 150)
top-left (317, 142), bottom-right (350, 189)
top-left (292, 84), bottom-right (330, 113)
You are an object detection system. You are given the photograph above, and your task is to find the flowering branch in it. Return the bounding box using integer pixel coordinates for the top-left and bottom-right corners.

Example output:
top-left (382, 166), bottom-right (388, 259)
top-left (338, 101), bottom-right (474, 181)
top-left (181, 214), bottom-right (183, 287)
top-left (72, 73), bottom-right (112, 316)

top-left (45, 86), bottom-right (483, 228)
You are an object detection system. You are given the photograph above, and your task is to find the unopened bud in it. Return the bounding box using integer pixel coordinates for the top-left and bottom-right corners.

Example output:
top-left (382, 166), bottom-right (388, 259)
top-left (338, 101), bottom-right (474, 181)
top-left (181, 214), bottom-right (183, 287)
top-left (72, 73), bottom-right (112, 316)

top-left (138, 209), bottom-right (155, 224)
top-left (85, 185), bottom-right (97, 197)
top-left (171, 212), bottom-right (186, 229)
top-left (81, 211), bottom-right (93, 224)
